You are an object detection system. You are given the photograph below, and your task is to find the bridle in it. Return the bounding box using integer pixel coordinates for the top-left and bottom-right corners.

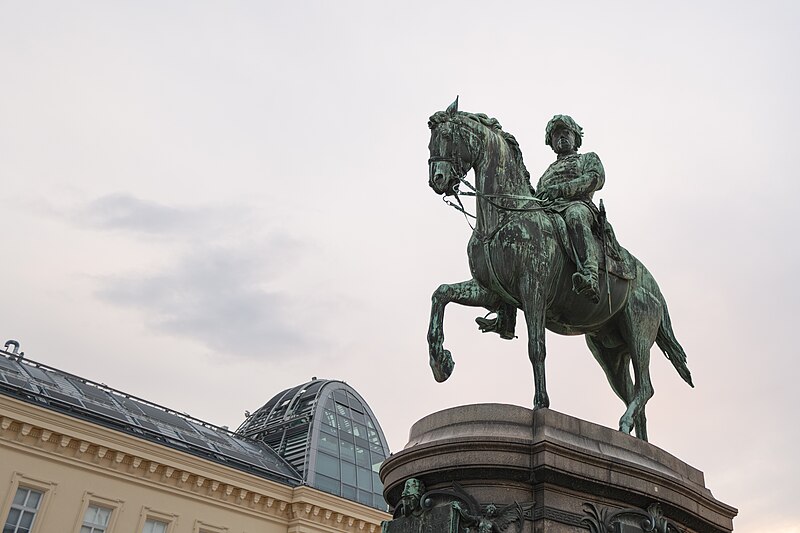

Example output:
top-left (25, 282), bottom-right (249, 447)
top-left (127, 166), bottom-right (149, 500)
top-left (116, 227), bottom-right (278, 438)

top-left (428, 120), bottom-right (474, 193)
top-left (428, 118), bottom-right (551, 230)
top-left (428, 120), bottom-right (477, 226)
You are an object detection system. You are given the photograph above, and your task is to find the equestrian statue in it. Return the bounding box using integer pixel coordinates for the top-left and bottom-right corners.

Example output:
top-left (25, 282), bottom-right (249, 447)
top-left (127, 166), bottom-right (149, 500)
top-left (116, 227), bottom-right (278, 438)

top-left (426, 98), bottom-right (693, 441)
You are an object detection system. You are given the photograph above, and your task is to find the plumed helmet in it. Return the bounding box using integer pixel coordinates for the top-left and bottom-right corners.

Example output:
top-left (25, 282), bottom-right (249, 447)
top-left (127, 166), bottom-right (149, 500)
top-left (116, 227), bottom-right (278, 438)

top-left (545, 115), bottom-right (583, 149)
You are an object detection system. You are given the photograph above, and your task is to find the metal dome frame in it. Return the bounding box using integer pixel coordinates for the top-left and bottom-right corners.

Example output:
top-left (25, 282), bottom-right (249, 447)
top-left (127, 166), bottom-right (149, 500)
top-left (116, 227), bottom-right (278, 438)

top-left (236, 378), bottom-right (390, 510)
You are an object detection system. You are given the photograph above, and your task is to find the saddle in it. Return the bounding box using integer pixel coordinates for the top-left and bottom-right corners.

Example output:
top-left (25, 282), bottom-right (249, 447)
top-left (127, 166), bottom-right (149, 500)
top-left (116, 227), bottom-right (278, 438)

top-left (475, 202), bottom-right (635, 340)
top-left (546, 205), bottom-right (636, 281)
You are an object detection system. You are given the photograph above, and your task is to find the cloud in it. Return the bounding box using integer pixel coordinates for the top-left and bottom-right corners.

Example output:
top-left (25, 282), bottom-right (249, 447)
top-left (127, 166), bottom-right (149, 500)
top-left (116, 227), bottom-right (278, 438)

top-left (97, 238), bottom-right (311, 359)
top-left (75, 193), bottom-right (250, 238)
top-left (73, 193), bottom-right (314, 359)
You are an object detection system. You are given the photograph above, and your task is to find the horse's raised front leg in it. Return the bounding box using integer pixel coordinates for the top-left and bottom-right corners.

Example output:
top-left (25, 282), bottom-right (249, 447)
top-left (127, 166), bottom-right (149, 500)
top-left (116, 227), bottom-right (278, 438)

top-left (428, 279), bottom-right (501, 382)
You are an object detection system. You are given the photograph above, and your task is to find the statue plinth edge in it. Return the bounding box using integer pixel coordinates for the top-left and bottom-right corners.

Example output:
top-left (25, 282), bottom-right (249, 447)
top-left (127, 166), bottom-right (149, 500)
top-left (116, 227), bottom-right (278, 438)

top-left (380, 405), bottom-right (737, 533)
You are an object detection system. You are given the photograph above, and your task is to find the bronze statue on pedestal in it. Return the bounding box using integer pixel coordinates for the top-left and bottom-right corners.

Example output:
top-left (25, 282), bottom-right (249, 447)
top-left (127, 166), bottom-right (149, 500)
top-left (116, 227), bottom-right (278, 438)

top-left (426, 98), bottom-right (693, 441)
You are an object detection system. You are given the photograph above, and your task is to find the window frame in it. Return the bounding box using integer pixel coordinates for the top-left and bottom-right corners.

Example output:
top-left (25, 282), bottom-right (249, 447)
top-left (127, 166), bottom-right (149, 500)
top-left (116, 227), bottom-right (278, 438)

top-left (192, 519), bottom-right (228, 533)
top-left (136, 507), bottom-right (178, 533)
top-left (72, 492), bottom-right (124, 533)
top-left (0, 472), bottom-right (57, 533)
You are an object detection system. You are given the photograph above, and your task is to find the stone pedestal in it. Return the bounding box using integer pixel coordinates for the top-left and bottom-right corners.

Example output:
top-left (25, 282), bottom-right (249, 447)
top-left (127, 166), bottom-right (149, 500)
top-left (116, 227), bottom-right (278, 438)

top-left (380, 405), bottom-right (736, 533)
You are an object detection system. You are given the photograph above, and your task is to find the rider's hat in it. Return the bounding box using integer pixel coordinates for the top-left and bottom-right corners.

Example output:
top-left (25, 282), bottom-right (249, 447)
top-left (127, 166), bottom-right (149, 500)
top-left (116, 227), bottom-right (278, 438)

top-left (545, 115), bottom-right (583, 149)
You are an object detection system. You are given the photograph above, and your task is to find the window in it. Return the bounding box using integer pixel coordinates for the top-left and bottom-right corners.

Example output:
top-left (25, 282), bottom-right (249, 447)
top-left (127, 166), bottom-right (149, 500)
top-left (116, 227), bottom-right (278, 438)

top-left (72, 492), bottom-right (122, 533)
top-left (143, 519), bottom-right (168, 533)
top-left (314, 474), bottom-right (339, 494)
top-left (136, 508), bottom-right (176, 533)
top-left (316, 452), bottom-right (339, 478)
top-left (81, 505), bottom-right (111, 533)
top-left (357, 466), bottom-right (372, 490)
top-left (1, 474), bottom-right (56, 533)
top-left (339, 440), bottom-right (355, 462)
top-left (3, 487), bottom-right (42, 533)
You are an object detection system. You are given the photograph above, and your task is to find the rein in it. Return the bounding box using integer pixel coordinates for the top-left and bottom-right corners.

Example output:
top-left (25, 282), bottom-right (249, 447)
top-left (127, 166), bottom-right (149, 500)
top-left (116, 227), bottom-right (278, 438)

top-left (441, 175), bottom-right (554, 231)
top-left (430, 119), bottom-right (552, 229)
top-left (454, 175), bottom-right (550, 211)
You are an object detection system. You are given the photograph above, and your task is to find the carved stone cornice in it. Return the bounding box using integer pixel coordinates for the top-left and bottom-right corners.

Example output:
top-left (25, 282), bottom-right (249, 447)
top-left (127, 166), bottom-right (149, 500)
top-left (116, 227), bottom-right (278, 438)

top-left (290, 502), bottom-right (379, 532)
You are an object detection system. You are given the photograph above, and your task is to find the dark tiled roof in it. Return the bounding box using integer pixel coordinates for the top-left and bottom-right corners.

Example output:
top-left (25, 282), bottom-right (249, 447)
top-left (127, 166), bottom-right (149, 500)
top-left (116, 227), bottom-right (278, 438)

top-left (0, 350), bottom-right (302, 486)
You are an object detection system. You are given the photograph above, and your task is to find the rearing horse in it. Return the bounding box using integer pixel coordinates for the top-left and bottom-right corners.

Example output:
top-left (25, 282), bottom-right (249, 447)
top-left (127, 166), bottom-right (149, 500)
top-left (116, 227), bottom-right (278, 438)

top-left (426, 99), bottom-right (692, 441)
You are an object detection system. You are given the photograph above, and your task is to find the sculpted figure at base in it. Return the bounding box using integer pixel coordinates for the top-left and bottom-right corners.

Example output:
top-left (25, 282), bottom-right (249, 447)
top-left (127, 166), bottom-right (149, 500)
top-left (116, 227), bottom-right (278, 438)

top-left (395, 478), bottom-right (425, 518)
top-left (451, 502), bottom-right (523, 533)
top-left (426, 98), bottom-right (693, 441)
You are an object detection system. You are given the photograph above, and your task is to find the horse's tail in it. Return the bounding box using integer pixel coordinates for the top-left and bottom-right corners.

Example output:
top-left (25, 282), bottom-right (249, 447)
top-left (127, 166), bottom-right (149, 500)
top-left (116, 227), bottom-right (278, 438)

top-left (656, 299), bottom-right (694, 387)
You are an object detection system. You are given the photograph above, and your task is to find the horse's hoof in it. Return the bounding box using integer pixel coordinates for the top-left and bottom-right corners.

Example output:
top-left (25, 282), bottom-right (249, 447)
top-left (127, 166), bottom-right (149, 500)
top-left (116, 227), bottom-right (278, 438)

top-left (430, 349), bottom-right (454, 383)
top-left (533, 393), bottom-right (550, 410)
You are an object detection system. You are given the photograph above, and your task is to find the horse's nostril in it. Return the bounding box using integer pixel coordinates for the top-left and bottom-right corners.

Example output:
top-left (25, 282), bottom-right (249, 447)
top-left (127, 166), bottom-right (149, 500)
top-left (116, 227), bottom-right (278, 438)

top-left (434, 173), bottom-right (445, 186)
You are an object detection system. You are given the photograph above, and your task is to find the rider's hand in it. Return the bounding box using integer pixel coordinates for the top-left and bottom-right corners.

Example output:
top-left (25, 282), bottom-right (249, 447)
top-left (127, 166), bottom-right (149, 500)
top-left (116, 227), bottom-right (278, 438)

top-left (537, 186), bottom-right (560, 201)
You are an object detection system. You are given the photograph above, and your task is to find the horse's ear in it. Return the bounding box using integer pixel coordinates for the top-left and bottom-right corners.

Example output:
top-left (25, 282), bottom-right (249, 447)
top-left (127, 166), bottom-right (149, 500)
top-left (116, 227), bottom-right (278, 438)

top-left (446, 96), bottom-right (459, 115)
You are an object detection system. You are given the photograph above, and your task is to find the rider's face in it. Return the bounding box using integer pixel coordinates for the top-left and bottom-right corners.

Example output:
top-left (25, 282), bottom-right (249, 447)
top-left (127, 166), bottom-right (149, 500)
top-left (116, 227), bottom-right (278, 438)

top-left (551, 127), bottom-right (577, 155)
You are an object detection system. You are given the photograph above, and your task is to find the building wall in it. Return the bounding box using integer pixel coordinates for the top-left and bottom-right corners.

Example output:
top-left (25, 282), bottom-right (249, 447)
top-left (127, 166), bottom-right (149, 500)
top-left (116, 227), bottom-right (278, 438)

top-left (0, 395), bottom-right (389, 533)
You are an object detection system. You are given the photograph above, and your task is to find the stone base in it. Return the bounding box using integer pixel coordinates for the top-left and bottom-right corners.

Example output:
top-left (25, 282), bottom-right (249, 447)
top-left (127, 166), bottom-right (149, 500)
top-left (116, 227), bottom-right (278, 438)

top-left (380, 405), bottom-right (736, 533)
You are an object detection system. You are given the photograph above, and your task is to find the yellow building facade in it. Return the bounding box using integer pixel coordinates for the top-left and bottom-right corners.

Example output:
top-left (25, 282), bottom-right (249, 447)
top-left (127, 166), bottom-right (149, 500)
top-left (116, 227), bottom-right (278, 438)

top-left (0, 352), bottom-right (389, 533)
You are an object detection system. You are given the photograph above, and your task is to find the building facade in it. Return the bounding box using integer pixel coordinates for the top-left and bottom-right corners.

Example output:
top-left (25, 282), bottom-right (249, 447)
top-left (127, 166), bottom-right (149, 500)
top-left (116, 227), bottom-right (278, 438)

top-left (0, 348), bottom-right (389, 533)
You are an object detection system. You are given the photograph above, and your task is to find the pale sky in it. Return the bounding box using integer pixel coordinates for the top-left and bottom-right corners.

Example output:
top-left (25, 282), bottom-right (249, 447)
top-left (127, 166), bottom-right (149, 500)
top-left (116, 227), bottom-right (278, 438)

top-left (1, 2), bottom-right (798, 531)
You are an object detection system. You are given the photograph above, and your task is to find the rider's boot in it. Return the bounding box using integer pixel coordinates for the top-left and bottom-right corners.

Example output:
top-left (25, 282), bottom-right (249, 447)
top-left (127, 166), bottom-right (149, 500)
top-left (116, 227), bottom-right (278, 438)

top-left (572, 268), bottom-right (600, 304)
top-left (568, 215), bottom-right (602, 304)
top-left (475, 303), bottom-right (517, 340)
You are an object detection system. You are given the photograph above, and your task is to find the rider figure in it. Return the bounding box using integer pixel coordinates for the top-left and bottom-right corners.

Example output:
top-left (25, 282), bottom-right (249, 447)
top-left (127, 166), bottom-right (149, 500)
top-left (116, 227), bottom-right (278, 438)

top-left (538, 115), bottom-right (604, 303)
top-left (477, 115), bottom-right (605, 338)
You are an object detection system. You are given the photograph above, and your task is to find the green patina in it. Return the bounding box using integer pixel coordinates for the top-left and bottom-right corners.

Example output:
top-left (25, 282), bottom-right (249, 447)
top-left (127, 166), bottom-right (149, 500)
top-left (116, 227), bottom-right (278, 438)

top-left (426, 98), bottom-right (693, 442)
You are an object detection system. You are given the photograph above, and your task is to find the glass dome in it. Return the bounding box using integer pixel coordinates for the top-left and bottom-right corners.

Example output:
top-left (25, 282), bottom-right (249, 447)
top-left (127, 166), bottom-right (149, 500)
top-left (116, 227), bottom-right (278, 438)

top-left (235, 379), bottom-right (389, 510)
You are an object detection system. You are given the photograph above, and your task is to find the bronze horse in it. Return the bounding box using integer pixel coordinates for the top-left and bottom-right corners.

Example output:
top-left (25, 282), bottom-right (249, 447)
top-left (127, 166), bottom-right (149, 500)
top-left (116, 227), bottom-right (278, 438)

top-left (426, 100), bottom-right (692, 441)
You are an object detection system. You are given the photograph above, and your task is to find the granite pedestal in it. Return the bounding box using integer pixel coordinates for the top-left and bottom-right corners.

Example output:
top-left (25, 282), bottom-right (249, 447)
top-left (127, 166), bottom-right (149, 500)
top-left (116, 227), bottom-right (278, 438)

top-left (380, 405), bottom-right (736, 533)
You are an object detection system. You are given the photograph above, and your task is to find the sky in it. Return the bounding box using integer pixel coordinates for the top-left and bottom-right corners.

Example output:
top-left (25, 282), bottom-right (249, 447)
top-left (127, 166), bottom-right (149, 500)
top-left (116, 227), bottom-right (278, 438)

top-left (1, 1), bottom-right (798, 531)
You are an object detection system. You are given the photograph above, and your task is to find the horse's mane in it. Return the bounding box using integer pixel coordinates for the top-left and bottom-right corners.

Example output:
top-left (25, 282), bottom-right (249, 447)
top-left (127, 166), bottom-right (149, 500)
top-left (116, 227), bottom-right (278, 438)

top-left (428, 110), bottom-right (531, 181)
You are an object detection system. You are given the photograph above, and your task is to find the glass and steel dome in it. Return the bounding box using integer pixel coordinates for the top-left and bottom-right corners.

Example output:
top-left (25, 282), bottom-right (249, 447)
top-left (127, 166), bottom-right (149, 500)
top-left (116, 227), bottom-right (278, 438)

top-left (235, 378), bottom-right (390, 510)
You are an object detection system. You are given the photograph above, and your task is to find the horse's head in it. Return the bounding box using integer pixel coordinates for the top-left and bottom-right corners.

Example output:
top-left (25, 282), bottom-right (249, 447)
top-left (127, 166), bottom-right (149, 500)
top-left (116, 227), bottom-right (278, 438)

top-left (427, 97), bottom-right (477, 196)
